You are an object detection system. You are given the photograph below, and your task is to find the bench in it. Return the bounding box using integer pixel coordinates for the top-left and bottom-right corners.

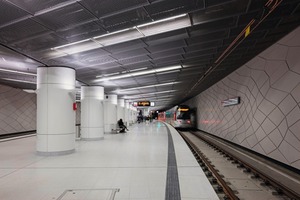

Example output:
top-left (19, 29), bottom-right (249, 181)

top-left (111, 128), bottom-right (121, 134)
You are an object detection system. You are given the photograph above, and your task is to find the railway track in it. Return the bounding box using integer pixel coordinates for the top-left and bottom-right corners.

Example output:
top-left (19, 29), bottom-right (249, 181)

top-left (178, 130), bottom-right (300, 200)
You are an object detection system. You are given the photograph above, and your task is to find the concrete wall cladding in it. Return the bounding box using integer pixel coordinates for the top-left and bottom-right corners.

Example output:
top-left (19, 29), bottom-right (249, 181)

top-left (185, 26), bottom-right (300, 170)
top-left (0, 84), bottom-right (36, 135)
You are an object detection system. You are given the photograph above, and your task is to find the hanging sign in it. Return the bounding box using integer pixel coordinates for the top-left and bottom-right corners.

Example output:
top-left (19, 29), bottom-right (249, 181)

top-left (222, 97), bottom-right (240, 107)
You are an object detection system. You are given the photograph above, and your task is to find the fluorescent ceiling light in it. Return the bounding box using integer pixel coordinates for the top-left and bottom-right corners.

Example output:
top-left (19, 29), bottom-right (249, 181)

top-left (156, 70), bottom-right (180, 75)
top-left (93, 28), bottom-right (131, 39)
top-left (51, 39), bottom-right (90, 50)
top-left (97, 72), bottom-right (120, 78)
top-left (129, 67), bottom-right (148, 72)
top-left (155, 65), bottom-right (182, 72)
top-left (93, 29), bottom-right (142, 46)
top-left (50, 13), bottom-right (191, 56)
top-left (0, 68), bottom-right (36, 76)
top-left (149, 98), bottom-right (173, 102)
top-left (141, 90), bottom-right (177, 96)
top-left (23, 89), bottom-right (36, 93)
top-left (136, 97), bottom-right (174, 102)
top-left (123, 90), bottom-right (177, 99)
top-left (137, 14), bottom-right (187, 28)
top-left (116, 82), bottom-right (179, 92)
top-left (95, 65), bottom-right (181, 82)
top-left (137, 14), bottom-right (191, 36)
top-left (2, 78), bottom-right (36, 84)
top-left (147, 95), bottom-right (174, 99)
top-left (51, 40), bottom-right (102, 55)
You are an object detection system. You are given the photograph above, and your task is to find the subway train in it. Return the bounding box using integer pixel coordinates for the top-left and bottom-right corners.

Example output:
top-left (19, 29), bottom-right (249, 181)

top-left (158, 105), bottom-right (196, 129)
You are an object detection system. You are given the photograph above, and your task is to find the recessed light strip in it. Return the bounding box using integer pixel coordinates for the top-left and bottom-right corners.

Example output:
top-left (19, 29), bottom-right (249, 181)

top-left (0, 68), bottom-right (36, 76)
top-left (136, 14), bottom-right (187, 28)
top-left (93, 28), bottom-right (131, 39)
top-left (51, 39), bottom-right (90, 50)
top-left (50, 13), bottom-right (190, 54)
top-left (1, 78), bottom-right (36, 84)
top-left (116, 82), bottom-right (179, 92)
top-left (123, 90), bottom-right (177, 99)
top-left (95, 65), bottom-right (181, 82)
top-left (128, 94), bottom-right (174, 99)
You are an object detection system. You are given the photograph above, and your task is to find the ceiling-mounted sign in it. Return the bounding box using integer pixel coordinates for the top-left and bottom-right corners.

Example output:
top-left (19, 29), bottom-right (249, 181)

top-left (133, 101), bottom-right (155, 107)
top-left (222, 97), bottom-right (240, 107)
top-left (138, 101), bottom-right (150, 106)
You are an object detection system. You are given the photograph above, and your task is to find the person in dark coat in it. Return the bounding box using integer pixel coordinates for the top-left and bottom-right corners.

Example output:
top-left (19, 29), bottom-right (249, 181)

top-left (118, 119), bottom-right (128, 133)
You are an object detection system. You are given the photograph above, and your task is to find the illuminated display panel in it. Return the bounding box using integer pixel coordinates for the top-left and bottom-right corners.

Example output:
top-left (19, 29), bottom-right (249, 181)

top-left (137, 101), bottom-right (150, 106)
top-left (133, 101), bottom-right (155, 107)
top-left (178, 108), bottom-right (189, 112)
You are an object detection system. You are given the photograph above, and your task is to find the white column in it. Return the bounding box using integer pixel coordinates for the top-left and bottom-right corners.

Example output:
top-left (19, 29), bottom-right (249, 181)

top-left (129, 105), bottom-right (137, 125)
top-left (104, 94), bottom-right (118, 133)
top-left (81, 86), bottom-right (104, 140)
top-left (117, 98), bottom-right (125, 123)
top-left (124, 101), bottom-right (130, 126)
top-left (36, 66), bottom-right (76, 155)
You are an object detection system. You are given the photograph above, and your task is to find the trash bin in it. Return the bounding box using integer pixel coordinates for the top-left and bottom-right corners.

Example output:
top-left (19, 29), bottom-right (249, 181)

top-left (75, 124), bottom-right (81, 139)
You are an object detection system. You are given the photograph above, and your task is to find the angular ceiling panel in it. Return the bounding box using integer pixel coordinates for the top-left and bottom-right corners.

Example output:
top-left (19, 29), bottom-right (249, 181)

top-left (56, 21), bottom-right (106, 42)
top-left (99, 7), bottom-right (152, 32)
top-left (6, 0), bottom-right (68, 14)
top-left (81, 0), bottom-right (149, 18)
top-left (0, 1), bottom-right (29, 27)
top-left (145, 0), bottom-right (204, 20)
top-left (0, 0), bottom-right (299, 110)
top-left (192, 0), bottom-right (249, 25)
top-left (150, 48), bottom-right (185, 59)
top-left (143, 29), bottom-right (188, 46)
top-left (111, 48), bottom-right (149, 60)
top-left (103, 39), bottom-right (147, 54)
top-left (146, 40), bottom-right (187, 53)
top-left (0, 19), bottom-right (49, 43)
top-left (152, 55), bottom-right (183, 65)
top-left (11, 33), bottom-right (67, 52)
top-left (118, 55), bottom-right (150, 65)
top-left (34, 3), bottom-right (95, 30)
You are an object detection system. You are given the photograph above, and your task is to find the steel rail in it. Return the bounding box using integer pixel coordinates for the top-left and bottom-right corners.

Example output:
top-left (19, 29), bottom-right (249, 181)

top-left (189, 131), bottom-right (300, 200)
top-left (178, 131), bottom-right (239, 200)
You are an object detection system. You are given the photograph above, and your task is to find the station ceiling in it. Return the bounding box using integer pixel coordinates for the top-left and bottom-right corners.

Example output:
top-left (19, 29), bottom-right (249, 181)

top-left (0, 0), bottom-right (299, 110)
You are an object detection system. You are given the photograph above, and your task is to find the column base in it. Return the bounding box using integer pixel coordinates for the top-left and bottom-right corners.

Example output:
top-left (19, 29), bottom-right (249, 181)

top-left (37, 149), bottom-right (75, 156)
top-left (81, 137), bottom-right (104, 141)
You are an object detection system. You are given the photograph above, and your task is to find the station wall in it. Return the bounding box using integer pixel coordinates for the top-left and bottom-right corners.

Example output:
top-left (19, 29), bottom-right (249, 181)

top-left (185, 27), bottom-right (300, 170)
top-left (0, 84), bottom-right (36, 135)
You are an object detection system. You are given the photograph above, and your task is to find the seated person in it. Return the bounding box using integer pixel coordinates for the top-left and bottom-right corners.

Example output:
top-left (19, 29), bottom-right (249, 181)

top-left (118, 119), bottom-right (128, 133)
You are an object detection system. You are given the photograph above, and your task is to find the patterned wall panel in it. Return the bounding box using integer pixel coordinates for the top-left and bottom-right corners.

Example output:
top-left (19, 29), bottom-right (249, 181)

top-left (185, 27), bottom-right (300, 170)
top-left (0, 84), bottom-right (36, 135)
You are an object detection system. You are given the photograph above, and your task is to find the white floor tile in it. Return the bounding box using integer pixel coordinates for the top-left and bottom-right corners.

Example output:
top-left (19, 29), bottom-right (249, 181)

top-left (0, 122), bottom-right (218, 200)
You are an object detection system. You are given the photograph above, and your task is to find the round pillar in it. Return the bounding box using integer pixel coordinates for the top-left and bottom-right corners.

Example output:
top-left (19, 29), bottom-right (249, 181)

top-left (36, 66), bottom-right (76, 155)
top-left (104, 94), bottom-right (118, 133)
top-left (124, 101), bottom-right (130, 126)
top-left (81, 86), bottom-right (104, 140)
top-left (117, 99), bottom-right (125, 124)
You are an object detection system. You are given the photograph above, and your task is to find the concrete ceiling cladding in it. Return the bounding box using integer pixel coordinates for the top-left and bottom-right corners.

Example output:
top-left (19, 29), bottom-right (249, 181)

top-left (0, 0), bottom-right (299, 110)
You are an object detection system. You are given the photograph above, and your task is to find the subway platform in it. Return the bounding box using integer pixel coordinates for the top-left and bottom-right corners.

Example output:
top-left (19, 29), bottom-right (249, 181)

top-left (0, 121), bottom-right (218, 200)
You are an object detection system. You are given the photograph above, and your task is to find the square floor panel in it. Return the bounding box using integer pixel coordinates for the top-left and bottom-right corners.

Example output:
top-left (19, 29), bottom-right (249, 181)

top-left (57, 189), bottom-right (120, 200)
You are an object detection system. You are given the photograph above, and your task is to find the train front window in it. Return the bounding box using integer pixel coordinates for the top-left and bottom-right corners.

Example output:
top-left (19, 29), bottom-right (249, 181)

top-left (176, 111), bottom-right (190, 119)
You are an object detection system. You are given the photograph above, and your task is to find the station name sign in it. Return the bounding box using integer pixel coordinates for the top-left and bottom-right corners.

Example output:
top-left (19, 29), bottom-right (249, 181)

top-left (222, 97), bottom-right (240, 107)
top-left (133, 101), bottom-right (155, 107)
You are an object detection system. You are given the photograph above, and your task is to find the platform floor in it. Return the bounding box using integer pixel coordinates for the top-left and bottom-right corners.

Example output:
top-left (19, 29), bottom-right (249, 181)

top-left (0, 121), bottom-right (218, 200)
